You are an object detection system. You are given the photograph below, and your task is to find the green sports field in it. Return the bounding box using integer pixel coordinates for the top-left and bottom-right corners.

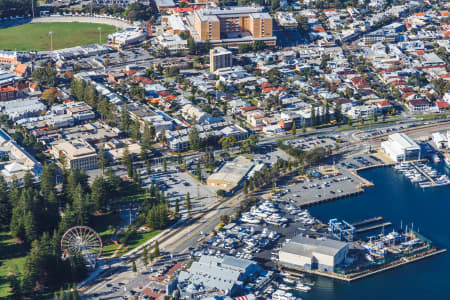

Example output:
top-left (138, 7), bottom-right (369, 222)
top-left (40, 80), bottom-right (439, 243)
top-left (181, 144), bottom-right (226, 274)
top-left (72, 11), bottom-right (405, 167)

top-left (0, 22), bottom-right (117, 51)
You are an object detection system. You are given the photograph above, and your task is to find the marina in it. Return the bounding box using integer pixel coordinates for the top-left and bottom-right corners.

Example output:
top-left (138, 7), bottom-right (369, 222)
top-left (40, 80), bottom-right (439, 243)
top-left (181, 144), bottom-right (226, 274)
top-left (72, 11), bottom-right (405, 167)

top-left (394, 161), bottom-right (450, 188)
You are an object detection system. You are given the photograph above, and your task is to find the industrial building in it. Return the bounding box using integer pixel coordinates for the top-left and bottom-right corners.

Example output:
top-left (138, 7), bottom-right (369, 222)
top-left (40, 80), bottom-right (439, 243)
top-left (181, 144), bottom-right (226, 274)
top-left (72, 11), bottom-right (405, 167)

top-left (207, 156), bottom-right (254, 192)
top-left (177, 255), bottom-right (261, 297)
top-left (278, 236), bottom-right (349, 273)
top-left (210, 47), bottom-right (233, 72)
top-left (381, 133), bottom-right (421, 162)
top-left (192, 6), bottom-right (275, 46)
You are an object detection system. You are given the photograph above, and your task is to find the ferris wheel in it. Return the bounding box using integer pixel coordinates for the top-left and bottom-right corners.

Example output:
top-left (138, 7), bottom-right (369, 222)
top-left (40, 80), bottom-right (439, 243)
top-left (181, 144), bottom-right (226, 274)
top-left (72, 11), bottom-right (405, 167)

top-left (61, 226), bottom-right (103, 268)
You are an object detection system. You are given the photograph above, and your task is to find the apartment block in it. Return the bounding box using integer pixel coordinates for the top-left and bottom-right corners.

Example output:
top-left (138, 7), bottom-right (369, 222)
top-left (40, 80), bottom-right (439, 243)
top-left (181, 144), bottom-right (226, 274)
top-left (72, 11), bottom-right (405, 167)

top-left (210, 47), bottom-right (232, 72)
top-left (193, 6), bottom-right (275, 46)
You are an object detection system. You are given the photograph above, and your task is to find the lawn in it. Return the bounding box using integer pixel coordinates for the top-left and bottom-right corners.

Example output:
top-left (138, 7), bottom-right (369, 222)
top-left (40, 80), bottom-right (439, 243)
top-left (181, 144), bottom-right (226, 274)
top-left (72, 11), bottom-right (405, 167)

top-left (0, 22), bottom-right (117, 51)
top-left (90, 213), bottom-right (121, 257)
top-left (0, 232), bottom-right (27, 298)
top-left (115, 230), bottom-right (162, 257)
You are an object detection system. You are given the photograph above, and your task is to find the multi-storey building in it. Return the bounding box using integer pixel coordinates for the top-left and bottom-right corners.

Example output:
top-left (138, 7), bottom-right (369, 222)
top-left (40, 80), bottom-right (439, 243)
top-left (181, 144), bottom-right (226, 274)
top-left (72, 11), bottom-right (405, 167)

top-left (193, 6), bottom-right (276, 46)
top-left (51, 139), bottom-right (98, 170)
top-left (210, 47), bottom-right (232, 72)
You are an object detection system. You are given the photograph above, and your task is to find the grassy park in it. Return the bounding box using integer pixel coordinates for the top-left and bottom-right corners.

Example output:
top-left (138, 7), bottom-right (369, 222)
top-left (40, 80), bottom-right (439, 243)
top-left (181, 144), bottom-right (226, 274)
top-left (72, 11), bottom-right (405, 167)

top-left (0, 232), bottom-right (27, 298)
top-left (0, 22), bottom-right (117, 51)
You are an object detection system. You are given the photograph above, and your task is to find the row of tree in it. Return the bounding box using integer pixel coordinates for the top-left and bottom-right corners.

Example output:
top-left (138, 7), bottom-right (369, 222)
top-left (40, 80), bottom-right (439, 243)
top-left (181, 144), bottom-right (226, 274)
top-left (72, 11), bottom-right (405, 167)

top-left (70, 78), bottom-right (115, 121)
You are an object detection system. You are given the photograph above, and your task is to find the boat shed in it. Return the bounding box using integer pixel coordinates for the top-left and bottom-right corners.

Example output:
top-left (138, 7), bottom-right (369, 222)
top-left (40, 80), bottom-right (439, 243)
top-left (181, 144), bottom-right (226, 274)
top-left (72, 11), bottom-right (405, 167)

top-left (278, 236), bottom-right (349, 273)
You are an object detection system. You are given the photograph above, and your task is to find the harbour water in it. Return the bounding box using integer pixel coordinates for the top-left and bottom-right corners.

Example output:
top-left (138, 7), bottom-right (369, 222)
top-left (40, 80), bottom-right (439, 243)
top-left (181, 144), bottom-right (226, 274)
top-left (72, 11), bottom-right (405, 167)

top-left (304, 163), bottom-right (450, 300)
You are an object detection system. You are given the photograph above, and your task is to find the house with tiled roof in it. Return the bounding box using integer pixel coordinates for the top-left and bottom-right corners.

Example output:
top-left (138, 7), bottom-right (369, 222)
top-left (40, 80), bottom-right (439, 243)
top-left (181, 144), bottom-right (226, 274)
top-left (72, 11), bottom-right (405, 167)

top-left (408, 99), bottom-right (430, 112)
top-left (377, 100), bottom-right (393, 111)
top-left (13, 64), bottom-right (29, 77)
top-left (435, 101), bottom-right (449, 111)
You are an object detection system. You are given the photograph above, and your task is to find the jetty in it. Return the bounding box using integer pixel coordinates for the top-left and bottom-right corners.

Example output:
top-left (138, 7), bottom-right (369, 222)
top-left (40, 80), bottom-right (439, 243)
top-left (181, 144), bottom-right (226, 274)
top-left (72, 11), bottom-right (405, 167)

top-left (355, 222), bottom-right (392, 234)
top-left (352, 217), bottom-right (383, 227)
top-left (412, 163), bottom-right (436, 184)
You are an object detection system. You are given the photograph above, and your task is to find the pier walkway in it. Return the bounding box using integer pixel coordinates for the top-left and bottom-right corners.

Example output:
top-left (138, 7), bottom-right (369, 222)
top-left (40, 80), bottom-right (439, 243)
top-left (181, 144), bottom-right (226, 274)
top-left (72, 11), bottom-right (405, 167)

top-left (412, 162), bottom-right (436, 184)
top-left (355, 222), bottom-right (392, 234)
top-left (352, 217), bottom-right (383, 227)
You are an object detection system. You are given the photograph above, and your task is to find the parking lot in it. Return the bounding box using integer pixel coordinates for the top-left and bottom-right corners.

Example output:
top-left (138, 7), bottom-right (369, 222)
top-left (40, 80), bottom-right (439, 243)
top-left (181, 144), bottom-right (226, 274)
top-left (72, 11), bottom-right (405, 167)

top-left (140, 166), bottom-right (218, 215)
top-left (275, 167), bottom-right (364, 207)
top-left (339, 152), bottom-right (384, 169)
top-left (252, 148), bottom-right (292, 165)
top-left (283, 136), bottom-right (338, 152)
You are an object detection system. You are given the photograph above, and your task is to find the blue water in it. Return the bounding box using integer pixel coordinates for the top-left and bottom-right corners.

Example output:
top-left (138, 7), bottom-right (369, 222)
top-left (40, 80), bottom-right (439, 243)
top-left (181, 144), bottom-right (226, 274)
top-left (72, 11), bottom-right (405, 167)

top-left (303, 164), bottom-right (450, 300)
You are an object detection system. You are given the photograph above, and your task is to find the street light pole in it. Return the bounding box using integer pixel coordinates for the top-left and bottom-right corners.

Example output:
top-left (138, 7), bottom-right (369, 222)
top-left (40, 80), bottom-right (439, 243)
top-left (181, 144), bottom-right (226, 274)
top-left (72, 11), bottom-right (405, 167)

top-left (49, 31), bottom-right (53, 51)
top-left (98, 27), bottom-right (102, 44)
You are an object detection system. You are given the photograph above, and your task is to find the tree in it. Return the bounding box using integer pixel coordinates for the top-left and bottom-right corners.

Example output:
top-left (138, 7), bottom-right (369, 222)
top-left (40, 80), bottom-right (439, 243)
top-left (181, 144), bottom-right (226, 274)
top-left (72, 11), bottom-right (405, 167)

top-left (153, 240), bottom-right (160, 257)
top-left (249, 180), bottom-right (255, 191)
top-left (142, 247), bottom-right (148, 267)
top-left (243, 180), bottom-right (248, 195)
top-left (175, 198), bottom-right (180, 214)
top-left (0, 176), bottom-right (11, 229)
top-left (185, 192), bottom-right (191, 213)
top-left (146, 204), bottom-right (170, 229)
top-left (97, 146), bottom-right (106, 175)
top-left (325, 101), bottom-right (330, 123)
top-left (302, 119), bottom-right (307, 132)
top-left (310, 107), bottom-right (316, 127)
top-left (7, 265), bottom-right (22, 300)
top-left (195, 163), bottom-right (201, 180)
top-left (123, 147), bottom-right (133, 178)
top-left (91, 176), bottom-right (109, 212)
top-left (121, 103), bottom-right (130, 133)
top-left (146, 160), bottom-right (152, 176)
top-left (216, 189), bottom-right (225, 198)
top-left (31, 63), bottom-right (57, 87)
top-left (41, 87), bottom-right (59, 105)
top-left (335, 103), bottom-right (342, 123)
top-left (219, 136), bottom-right (237, 150)
top-left (187, 37), bottom-right (196, 55)
top-left (163, 157), bottom-right (167, 171)
top-left (188, 126), bottom-right (200, 151)
top-left (296, 15), bottom-right (310, 38)
top-left (132, 261), bottom-right (137, 273)
top-left (292, 122), bottom-right (296, 135)
top-left (72, 184), bottom-right (88, 225)
top-left (253, 40), bottom-right (266, 51)
top-left (220, 214), bottom-right (230, 225)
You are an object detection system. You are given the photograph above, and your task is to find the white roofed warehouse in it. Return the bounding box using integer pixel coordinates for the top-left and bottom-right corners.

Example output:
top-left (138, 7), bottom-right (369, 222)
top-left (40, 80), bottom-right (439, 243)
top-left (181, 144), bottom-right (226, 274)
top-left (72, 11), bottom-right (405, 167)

top-left (279, 236), bottom-right (349, 273)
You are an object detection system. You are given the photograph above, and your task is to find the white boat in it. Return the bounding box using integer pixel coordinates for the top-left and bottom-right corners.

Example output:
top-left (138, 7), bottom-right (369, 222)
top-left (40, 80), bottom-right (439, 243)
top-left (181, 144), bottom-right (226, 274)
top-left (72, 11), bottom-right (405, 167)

top-left (444, 152), bottom-right (450, 168)
top-left (240, 213), bottom-right (261, 224)
top-left (419, 182), bottom-right (433, 188)
top-left (296, 282), bottom-right (311, 292)
top-left (272, 289), bottom-right (297, 300)
top-left (432, 154), bottom-right (441, 164)
top-left (365, 253), bottom-right (374, 262)
top-left (283, 277), bottom-right (295, 284)
top-left (278, 283), bottom-right (291, 291)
